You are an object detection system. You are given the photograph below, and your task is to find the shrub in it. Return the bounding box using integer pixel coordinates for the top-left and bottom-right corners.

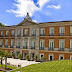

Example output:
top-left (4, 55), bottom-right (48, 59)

top-left (41, 56), bottom-right (46, 62)
top-left (34, 55), bottom-right (37, 61)
top-left (12, 53), bottom-right (15, 58)
top-left (18, 53), bottom-right (22, 59)
top-left (26, 54), bottom-right (29, 60)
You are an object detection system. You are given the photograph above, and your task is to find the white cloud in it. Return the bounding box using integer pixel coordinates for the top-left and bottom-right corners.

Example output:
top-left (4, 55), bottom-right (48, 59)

top-left (47, 5), bottom-right (61, 9)
top-left (32, 19), bottom-right (37, 22)
top-left (6, 0), bottom-right (50, 17)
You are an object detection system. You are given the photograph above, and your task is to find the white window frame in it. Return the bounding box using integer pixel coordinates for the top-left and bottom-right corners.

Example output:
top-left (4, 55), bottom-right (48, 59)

top-left (49, 54), bottom-right (54, 61)
top-left (5, 39), bottom-right (8, 46)
top-left (60, 27), bottom-right (64, 33)
top-left (1, 31), bottom-right (3, 35)
top-left (70, 40), bottom-right (72, 48)
top-left (18, 29), bottom-right (21, 35)
top-left (40, 40), bottom-right (44, 48)
top-left (59, 54), bottom-right (64, 60)
top-left (32, 29), bottom-right (36, 35)
top-left (49, 39), bottom-right (54, 49)
top-left (11, 39), bottom-right (14, 46)
top-left (59, 39), bottom-right (64, 49)
top-left (6, 30), bottom-right (9, 35)
top-left (12, 30), bottom-right (15, 35)
top-left (17, 41), bottom-right (20, 46)
top-left (32, 41), bottom-right (35, 48)
top-left (0, 39), bottom-right (3, 46)
top-left (49, 27), bottom-right (54, 35)
top-left (70, 55), bottom-right (72, 60)
top-left (41, 28), bottom-right (45, 35)
top-left (25, 29), bottom-right (28, 35)
top-left (40, 53), bottom-right (44, 60)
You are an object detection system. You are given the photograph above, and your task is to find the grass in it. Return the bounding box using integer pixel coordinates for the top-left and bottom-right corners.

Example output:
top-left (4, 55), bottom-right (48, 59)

top-left (0, 64), bottom-right (17, 69)
top-left (11, 60), bottom-right (72, 72)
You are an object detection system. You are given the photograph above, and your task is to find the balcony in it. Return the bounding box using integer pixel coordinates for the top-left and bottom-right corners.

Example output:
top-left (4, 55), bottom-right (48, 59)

top-left (5, 35), bottom-right (9, 37)
top-left (40, 34), bottom-right (44, 36)
top-left (17, 35), bottom-right (21, 37)
top-left (16, 46), bottom-right (20, 48)
top-left (23, 46), bottom-right (27, 49)
top-left (40, 47), bottom-right (44, 50)
top-left (59, 33), bottom-right (64, 36)
top-left (0, 45), bottom-right (2, 47)
top-left (10, 46), bottom-right (14, 48)
top-left (58, 48), bottom-right (64, 51)
top-left (31, 47), bottom-right (35, 49)
top-left (69, 48), bottom-right (72, 52)
top-left (5, 45), bottom-right (8, 48)
top-left (24, 34), bottom-right (28, 37)
top-left (49, 33), bottom-right (54, 36)
top-left (70, 33), bottom-right (72, 36)
top-left (0, 35), bottom-right (3, 37)
top-left (32, 34), bottom-right (36, 36)
top-left (48, 47), bottom-right (54, 51)
top-left (11, 35), bottom-right (15, 37)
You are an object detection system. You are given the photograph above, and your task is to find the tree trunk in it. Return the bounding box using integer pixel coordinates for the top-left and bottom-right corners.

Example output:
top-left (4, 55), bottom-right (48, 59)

top-left (5, 57), bottom-right (7, 69)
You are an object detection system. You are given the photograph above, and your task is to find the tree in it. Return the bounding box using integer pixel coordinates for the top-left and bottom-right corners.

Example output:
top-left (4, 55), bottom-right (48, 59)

top-left (0, 50), bottom-right (4, 67)
top-left (0, 23), bottom-right (5, 26)
top-left (12, 53), bottom-right (15, 58)
top-left (4, 51), bottom-right (9, 69)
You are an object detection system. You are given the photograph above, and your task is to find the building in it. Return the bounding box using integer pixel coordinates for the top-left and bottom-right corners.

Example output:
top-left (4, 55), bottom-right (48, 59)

top-left (0, 13), bottom-right (72, 61)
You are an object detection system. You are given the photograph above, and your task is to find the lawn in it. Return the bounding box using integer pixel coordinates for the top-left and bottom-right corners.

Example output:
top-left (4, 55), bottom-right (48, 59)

top-left (11, 60), bottom-right (72, 72)
top-left (0, 64), bottom-right (16, 69)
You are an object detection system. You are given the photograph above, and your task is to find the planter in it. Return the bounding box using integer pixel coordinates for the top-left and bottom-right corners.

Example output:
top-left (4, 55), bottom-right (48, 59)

top-left (26, 59), bottom-right (29, 61)
top-left (12, 56), bottom-right (14, 59)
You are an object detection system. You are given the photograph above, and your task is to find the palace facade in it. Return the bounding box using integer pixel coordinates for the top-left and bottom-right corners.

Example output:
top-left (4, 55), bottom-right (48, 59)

top-left (0, 13), bottom-right (72, 61)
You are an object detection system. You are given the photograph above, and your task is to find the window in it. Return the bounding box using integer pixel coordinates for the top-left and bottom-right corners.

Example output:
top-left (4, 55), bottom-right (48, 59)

top-left (18, 29), bottom-right (21, 36)
top-left (32, 29), bottom-right (36, 36)
top-left (0, 39), bottom-right (3, 46)
top-left (5, 39), bottom-right (8, 47)
top-left (49, 28), bottom-right (54, 36)
top-left (6, 30), bottom-right (9, 36)
top-left (24, 29), bottom-right (28, 36)
top-left (59, 40), bottom-right (64, 50)
top-left (49, 40), bottom-right (54, 50)
top-left (25, 42), bottom-right (27, 48)
top-left (17, 41), bottom-right (20, 48)
top-left (40, 29), bottom-right (44, 36)
top-left (40, 41), bottom-right (44, 50)
top-left (1, 31), bottom-right (3, 36)
top-left (11, 39), bottom-right (14, 46)
top-left (70, 27), bottom-right (72, 35)
top-left (32, 41), bottom-right (35, 48)
top-left (40, 53), bottom-right (44, 60)
top-left (70, 40), bottom-right (72, 48)
top-left (59, 54), bottom-right (64, 60)
top-left (12, 30), bottom-right (15, 36)
top-left (60, 27), bottom-right (64, 36)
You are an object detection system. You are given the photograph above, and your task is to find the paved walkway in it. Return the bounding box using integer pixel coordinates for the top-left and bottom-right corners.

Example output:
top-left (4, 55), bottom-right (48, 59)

top-left (3, 58), bottom-right (40, 67)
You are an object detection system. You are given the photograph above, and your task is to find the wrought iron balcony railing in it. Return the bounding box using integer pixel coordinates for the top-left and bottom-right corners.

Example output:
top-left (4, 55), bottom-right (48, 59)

top-left (24, 34), bottom-right (28, 36)
top-left (40, 34), bottom-right (45, 36)
top-left (16, 46), bottom-right (20, 48)
top-left (31, 47), bottom-right (35, 49)
top-left (0, 35), bottom-right (3, 37)
top-left (40, 47), bottom-right (44, 50)
top-left (10, 46), bottom-right (14, 48)
top-left (48, 47), bottom-right (54, 50)
top-left (59, 33), bottom-right (64, 36)
top-left (23, 46), bottom-right (27, 49)
top-left (32, 34), bottom-right (36, 36)
top-left (0, 45), bottom-right (2, 47)
top-left (49, 33), bottom-right (54, 36)
top-left (58, 48), bottom-right (64, 51)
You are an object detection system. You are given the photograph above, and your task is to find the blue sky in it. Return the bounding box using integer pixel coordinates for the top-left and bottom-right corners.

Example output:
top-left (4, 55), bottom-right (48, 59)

top-left (0, 0), bottom-right (72, 26)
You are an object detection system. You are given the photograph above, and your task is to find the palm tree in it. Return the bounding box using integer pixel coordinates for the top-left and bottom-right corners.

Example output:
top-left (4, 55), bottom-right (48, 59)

top-left (4, 51), bottom-right (9, 69)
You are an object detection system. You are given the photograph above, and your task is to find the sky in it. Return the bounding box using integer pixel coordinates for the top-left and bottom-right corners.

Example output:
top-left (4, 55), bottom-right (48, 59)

top-left (0, 0), bottom-right (72, 26)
